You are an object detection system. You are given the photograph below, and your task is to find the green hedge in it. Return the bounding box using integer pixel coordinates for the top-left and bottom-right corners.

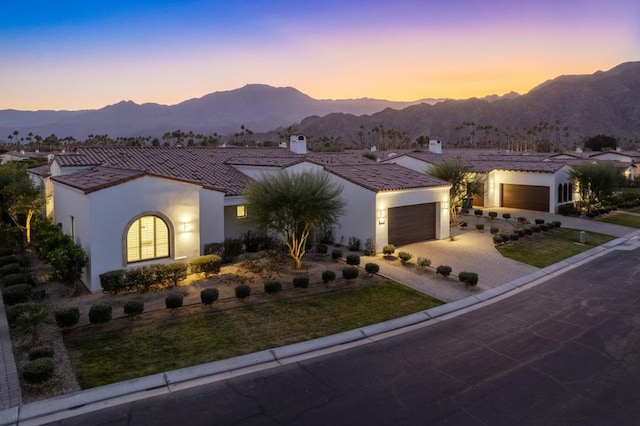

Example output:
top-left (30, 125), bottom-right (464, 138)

top-left (293, 275), bottom-right (309, 289)
top-left (100, 263), bottom-right (188, 294)
top-left (123, 300), bottom-right (145, 316)
top-left (458, 271), bottom-right (479, 286)
top-left (364, 263), bottom-right (379, 275)
top-left (6, 302), bottom-right (44, 325)
top-left (28, 345), bottom-right (54, 361)
top-left (55, 307), bottom-right (80, 328)
top-left (321, 270), bottom-right (336, 284)
top-left (21, 358), bottom-right (54, 384)
top-left (189, 255), bottom-right (222, 277)
top-left (165, 293), bottom-right (184, 309)
top-left (342, 266), bottom-right (359, 280)
top-left (200, 288), bottom-right (219, 304)
top-left (264, 281), bottom-right (282, 294)
top-left (2, 284), bottom-right (32, 305)
top-left (88, 304), bottom-right (112, 324)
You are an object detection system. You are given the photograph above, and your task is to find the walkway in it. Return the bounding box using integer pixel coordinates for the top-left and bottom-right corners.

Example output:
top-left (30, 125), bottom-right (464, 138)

top-left (0, 300), bottom-right (21, 410)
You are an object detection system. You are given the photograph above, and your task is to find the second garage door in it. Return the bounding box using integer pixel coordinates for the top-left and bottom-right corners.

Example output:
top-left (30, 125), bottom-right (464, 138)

top-left (501, 184), bottom-right (549, 212)
top-left (388, 203), bottom-right (436, 246)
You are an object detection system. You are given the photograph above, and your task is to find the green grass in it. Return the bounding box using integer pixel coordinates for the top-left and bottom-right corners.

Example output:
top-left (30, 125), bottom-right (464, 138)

top-left (497, 229), bottom-right (615, 268)
top-left (65, 280), bottom-right (441, 389)
top-left (597, 212), bottom-right (640, 228)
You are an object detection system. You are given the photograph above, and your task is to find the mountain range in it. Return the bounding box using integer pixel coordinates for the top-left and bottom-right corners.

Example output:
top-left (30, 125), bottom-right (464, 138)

top-left (1, 61), bottom-right (638, 148)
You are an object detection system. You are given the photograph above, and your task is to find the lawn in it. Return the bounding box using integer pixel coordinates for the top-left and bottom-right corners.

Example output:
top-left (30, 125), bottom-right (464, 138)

top-left (497, 228), bottom-right (615, 268)
top-left (65, 280), bottom-right (441, 389)
top-left (597, 212), bottom-right (640, 228)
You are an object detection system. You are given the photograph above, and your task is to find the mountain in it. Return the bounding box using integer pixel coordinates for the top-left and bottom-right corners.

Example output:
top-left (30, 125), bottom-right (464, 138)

top-left (0, 85), bottom-right (441, 140)
top-left (286, 62), bottom-right (640, 149)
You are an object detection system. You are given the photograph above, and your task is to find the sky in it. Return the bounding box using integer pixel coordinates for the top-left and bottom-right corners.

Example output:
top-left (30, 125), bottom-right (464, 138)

top-left (1, 0), bottom-right (638, 111)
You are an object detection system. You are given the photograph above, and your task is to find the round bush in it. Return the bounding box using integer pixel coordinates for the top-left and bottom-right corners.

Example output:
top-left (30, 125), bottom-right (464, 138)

top-left (54, 307), bottom-right (80, 328)
top-left (345, 254), bottom-right (360, 266)
top-left (0, 255), bottom-right (18, 267)
top-left (293, 275), bottom-right (309, 289)
top-left (382, 244), bottom-right (396, 256)
top-left (474, 209), bottom-right (483, 216)
top-left (342, 266), bottom-right (359, 280)
top-left (534, 218), bottom-right (545, 225)
top-left (552, 221), bottom-right (561, 228)
top-left (331, 249), bottom-right (343, 260)
top-left (436, 265), bottom-right (452, 277)
top-left (364, 263), bottom-right (379, 275)
top-left (200, 288), bottom-right (220, 304)
top-left (2, 284), bottom-right (32, 306)
top-left (88, 304), bottom-right (112, 324)
top-left (488, 212), bottom-right (498, 219)
top-left (530, 225), bottom-right (541, 233)
top-left (28, 345), bottom-right (54, 361)
top-left (458, 271), bottom-right (479, 286)
top-left (264, 281), bottom-right (282, 294)
top-left (492, 235), bottom-right (503, 245)
top-left (1, 273), bottom-right (28, 288)
top-left (490, 226), bottom-right (500, 235)
top-left (502, 213), bottom-right (511, 220)
top-left (397, 251), bottom-right (413, 263)
top-left (509, 234), bottom-right (519, 241)
top-left (540, 224), bottom-right (550, 231)
top-left (235, 284), bottom-right (251, 299)
top-left (124, 299), bottom-right (145, 316)
top-left (321, 270), bottom-right (336, 284)
top-left (524, 228), bottom-right (533, 235)
top-left (165, 293), bottom-right (184, 309)
top-left (21, 358), bottom-right (55, 384)
top-left (315, 243), bottom-right (328, 255)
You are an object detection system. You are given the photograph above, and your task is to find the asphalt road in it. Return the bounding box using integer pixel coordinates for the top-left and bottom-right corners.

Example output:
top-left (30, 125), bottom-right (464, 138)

top-left (47, 248), bottom-right (640, 426)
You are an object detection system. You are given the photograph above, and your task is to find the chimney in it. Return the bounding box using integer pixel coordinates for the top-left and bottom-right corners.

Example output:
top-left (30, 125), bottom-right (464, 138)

top-left (290, 135), bottom-right (307, 154)
top-left (576, 147), bottom-right (583, 153)
top-left (428, 139), bottom-right (442, 154)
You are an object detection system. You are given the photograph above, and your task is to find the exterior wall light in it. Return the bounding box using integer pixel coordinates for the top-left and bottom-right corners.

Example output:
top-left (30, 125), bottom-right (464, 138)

top-left (378, 208), bottom-right (386, 225)
top-left (182, 222), bottom-right (189, 233)
top-left (442, 200), bottom-right (449, 210)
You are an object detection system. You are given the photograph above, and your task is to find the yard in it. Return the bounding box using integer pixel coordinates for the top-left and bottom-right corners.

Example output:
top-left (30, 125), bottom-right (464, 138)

top-left (597, 212), bottom-right (640, 228)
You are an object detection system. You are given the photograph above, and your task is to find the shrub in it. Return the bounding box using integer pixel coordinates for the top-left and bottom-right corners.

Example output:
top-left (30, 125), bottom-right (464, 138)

top-left (490, 226), bottom-right (500, 235)
top-left (342, 266), bottom-right (359, 280)
top-left (458, 271), bottom-right (479, 286)
top-left (164, 263), bottom-right (189, 287)
top-left (200, 287), bottom-right (220, 304)
top-left (222, 238), bottom-right (245, 263)
top-left (123, 267), bottom-right (153, 292)
top-left (416, 257), bottom-right (431, 268)
top-left (436, 265), bottom-right (452, 277)
top-left (502, 213), bottom-right (511, 220)
top-left (517, 216), bottom-right (528, 224)
top-left (347, 237), bottom-right (361, 251)
top-left (189, 255), bottom-right (222, 277)
top-left (235, 284), bottom-right (251, 299)
top-left (54, 307), bottom-right (80, 328)
top-left (558, 204), bottom-right (579, 216)
top-left (530, 225), bottom-right (542, 233)
top-left (397, 251), bottom-right (413, 264)
top-left (509, 234), bottom-right (519, 241)
top-left (540, 224), bottom-right (550, 231)
top-left (346, 254), bottom-right (361, 265)
top-left (264, 281), bottom-right (282, 294)
top-left (586, 211), bottom-right (596, 218)
top-left (243, 231), bottom-right (261, 253)
top-left (28, 345), bottom-right (54, 361)
top-left (552, 221), bottom-right (561, 228)
top-left (7, 303), bottom-right (44, 325)
top-left (88, 304), bottom-right (112, 324)
top-left (99, 270), bottom-right (125, 293)
top-left (474, 209), bottom-right (483, 216)
top-left (1, 273), bottom-right (28, 288)
top-left (165, 293), bottom-right (184, 309)
top-left (2, 283), bottom-right (32, 305)
top-left (524, 228), bottom-right (533, 235)
top-left (331, 249), bottom-right (343, 260)
top-left (21, 358), bottom-right (55, 384)
top-left (475, 223), bottom-right (485, 231)
top-left (124, 300), bottom-right (145, 316)
top-left (534, 219), bottom-right (545, 225)
top-left (492, 235), bottom-right (503, 245)
top-left (488, 211), bottom-right (498, 219)
top-left (315, 242), bottom-right (328, 255)
top-left (364, 263), bottom-right (380, 275)
top-left (0, 255), bottom-right (18, 267)
top-left (321, 270), bottom-right (336, 284)
top-left (0, 248), bottom-right (13, 257)
top-left (0, 263), bottom-right (21, 278)
top-left (364, 238), bottom-right (376, 256)
top-left (293, 275), bottom-right (310, 289)
top-left (514, 229), bottom-right (525, 237)
top-left (382, 244), bottom-right (396, 256)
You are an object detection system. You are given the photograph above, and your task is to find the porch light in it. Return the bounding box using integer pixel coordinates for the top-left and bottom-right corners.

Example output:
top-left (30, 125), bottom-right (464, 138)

top-left (442, 200), bottom-right (449, 210)
top-left (182, 221), bottom-right (189, 233)
top-left (378, 208), bottom-right (386, 225)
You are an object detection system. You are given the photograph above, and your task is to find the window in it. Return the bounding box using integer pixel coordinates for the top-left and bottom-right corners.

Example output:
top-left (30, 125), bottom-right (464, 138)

top-left (126, 215), bottom-right (169, 263)
top-left (70, 216), bottom-right (75, 242)
top-left (236, 205), bottom-right (247, 218)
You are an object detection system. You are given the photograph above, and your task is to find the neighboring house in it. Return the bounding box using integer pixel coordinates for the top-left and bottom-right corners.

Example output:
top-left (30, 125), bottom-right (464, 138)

top-left (44, 136), bottom-right (451, 292)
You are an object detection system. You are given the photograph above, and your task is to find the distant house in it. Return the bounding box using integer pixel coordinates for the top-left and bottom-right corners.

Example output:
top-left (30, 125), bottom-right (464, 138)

top-left (44, 136), bottom-right (451, 292)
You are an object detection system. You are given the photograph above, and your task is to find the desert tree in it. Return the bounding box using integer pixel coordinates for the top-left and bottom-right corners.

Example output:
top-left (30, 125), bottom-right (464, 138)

top-left (569, 161), bottom-right (623, 211)
top-left (0, 161), bottom-right (42, 243)
top-left (427, 160), bottom-right (484, 222)
top-left (244, 170), bottom-right (345, 269)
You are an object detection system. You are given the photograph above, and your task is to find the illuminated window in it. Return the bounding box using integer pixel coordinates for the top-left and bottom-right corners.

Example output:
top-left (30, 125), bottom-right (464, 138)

top-left (126, 215), bottom-right (169, 263)
top-left (236, 205), bottom-right (247, 218)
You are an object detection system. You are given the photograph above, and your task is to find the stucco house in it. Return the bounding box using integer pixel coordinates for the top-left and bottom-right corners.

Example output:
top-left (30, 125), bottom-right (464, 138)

top-left (41, 136), bottom-right (452, 292)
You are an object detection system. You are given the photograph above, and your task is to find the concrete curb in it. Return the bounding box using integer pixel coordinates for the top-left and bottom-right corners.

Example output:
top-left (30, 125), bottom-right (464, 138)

top-left (2, 230), bottom-right (638, 426)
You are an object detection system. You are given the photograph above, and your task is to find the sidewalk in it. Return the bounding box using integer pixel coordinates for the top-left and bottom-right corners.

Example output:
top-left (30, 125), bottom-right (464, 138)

top-left (0, 300), bottom-right (21, 410)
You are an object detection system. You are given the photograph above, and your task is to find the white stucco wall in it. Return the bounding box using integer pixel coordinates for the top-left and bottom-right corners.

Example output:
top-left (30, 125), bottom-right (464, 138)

top-left (199, 188), bottom-right (225, 247)
top-left (386, 156), bottom-right (433, 174)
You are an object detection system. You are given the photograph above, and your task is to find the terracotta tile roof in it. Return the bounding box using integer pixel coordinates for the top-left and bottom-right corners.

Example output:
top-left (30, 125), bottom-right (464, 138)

top-left (51, 167), bottom-right (145, 194)
top-left (325, 163), bottom-right (450, 192)
top-left (27, 165), bottom-right (51, 178)
top-left (469, 160), bottom-right (568, 173)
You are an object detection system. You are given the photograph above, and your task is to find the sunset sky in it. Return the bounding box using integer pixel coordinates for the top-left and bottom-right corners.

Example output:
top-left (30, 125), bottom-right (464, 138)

top-left (1, 0), bottom-right (638, 111)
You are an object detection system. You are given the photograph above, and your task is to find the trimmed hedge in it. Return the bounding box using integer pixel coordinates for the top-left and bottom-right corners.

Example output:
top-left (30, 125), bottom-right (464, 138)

top-left (459, 271), bottom-right (479, 286)
top-left (436, 265), bottom-right (452, 277)
top-left (0, 255), bottom-right (18, 267)
top-left (124, 300), bottom-right (145, 316)
top-left (99, 263), bottom-right (189, 294)
top-left (264, 281), bottom-right (282, 294)
top-left (0, 263), bottom-right (21, 278)
top-left (54, 307), bottom-right (80, 328)
top-left (235, 284), bottom-right (251, 300)
top-left (189, 255), bottom-right (222, 277)
top-left (165, 293), bottom-right (184, 309)
top-left (331, 249), bottom-right (343, 261)
top-left (88, 304), bottom-right (112, 324)
top-left (502, 213), bottom-right (511, 220)
top-left (490, 226), bottom-right (500, 235)
top-left (345, 254), bottom-right (360, 266)
top-left (488, 212), bottom-right (498, 219)
top-left (342, 266), bottom-right (359, 280)
top-left (476, 223), bottom-right (485, 231)
top-left (21, 358), bottom-right (55, 384)
top-left (293, 275), bottom-right (310, 289)
top-left (200, 288), bottom-right (219, 304)
top-left (2, 284), bottom-right (32, 305)
top-left (1, 273), bottom-right (29, 288)
top-left (28, 345), bottom-right (54, 361)
top-left (321, 270), bottom-right (336, 284)
top-left (534, 218), bottom-right (545, 225)
top-left (364, 263), bottom-right (380, 275)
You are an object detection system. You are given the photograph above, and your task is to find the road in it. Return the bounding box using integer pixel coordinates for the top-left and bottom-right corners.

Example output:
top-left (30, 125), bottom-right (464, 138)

top-left (47, 248), bottom-right (640, 425)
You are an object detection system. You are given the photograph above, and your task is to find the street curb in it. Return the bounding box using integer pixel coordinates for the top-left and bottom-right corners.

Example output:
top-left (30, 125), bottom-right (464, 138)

top-left (2, 229), bottom-right (638, 426)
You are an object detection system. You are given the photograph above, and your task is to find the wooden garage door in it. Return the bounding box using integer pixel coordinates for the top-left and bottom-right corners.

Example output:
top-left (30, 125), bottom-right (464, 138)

top-left (388, 203), bottom-right (436, 246)
top-left (501, 184), bottom-right (549, 212)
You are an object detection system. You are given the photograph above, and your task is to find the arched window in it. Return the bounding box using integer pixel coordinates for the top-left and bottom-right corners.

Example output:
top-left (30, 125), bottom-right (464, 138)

top-left (563, 183), bottom-right (569, 202)
top-left (126, 215), bottom-right (169, 263)
top-left (558, 184), bottom-right (563, 203)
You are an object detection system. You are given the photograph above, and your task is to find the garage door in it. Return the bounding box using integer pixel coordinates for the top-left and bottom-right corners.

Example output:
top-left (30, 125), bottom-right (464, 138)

top-left (388, 203), bottom-right (436, 246)
top-left (501, 184), bottom-right (549, 212)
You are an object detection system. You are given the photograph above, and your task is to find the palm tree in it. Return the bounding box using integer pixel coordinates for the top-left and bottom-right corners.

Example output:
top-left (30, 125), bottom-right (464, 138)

top-left (17, 308), bottom-right (49, 345)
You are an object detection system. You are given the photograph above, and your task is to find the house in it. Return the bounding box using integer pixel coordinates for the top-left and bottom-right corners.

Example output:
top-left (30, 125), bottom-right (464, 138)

top-left (44, 136), bottom-right (452, 292)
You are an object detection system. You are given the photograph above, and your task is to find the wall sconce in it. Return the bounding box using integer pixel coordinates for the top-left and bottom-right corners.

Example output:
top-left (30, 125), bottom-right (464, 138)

top-left (182, 222), bottom-right (189, 233)
top-left (378, 208), bottom-right (386, 225)
top-left (442, 200), bottom-right (449, 210)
